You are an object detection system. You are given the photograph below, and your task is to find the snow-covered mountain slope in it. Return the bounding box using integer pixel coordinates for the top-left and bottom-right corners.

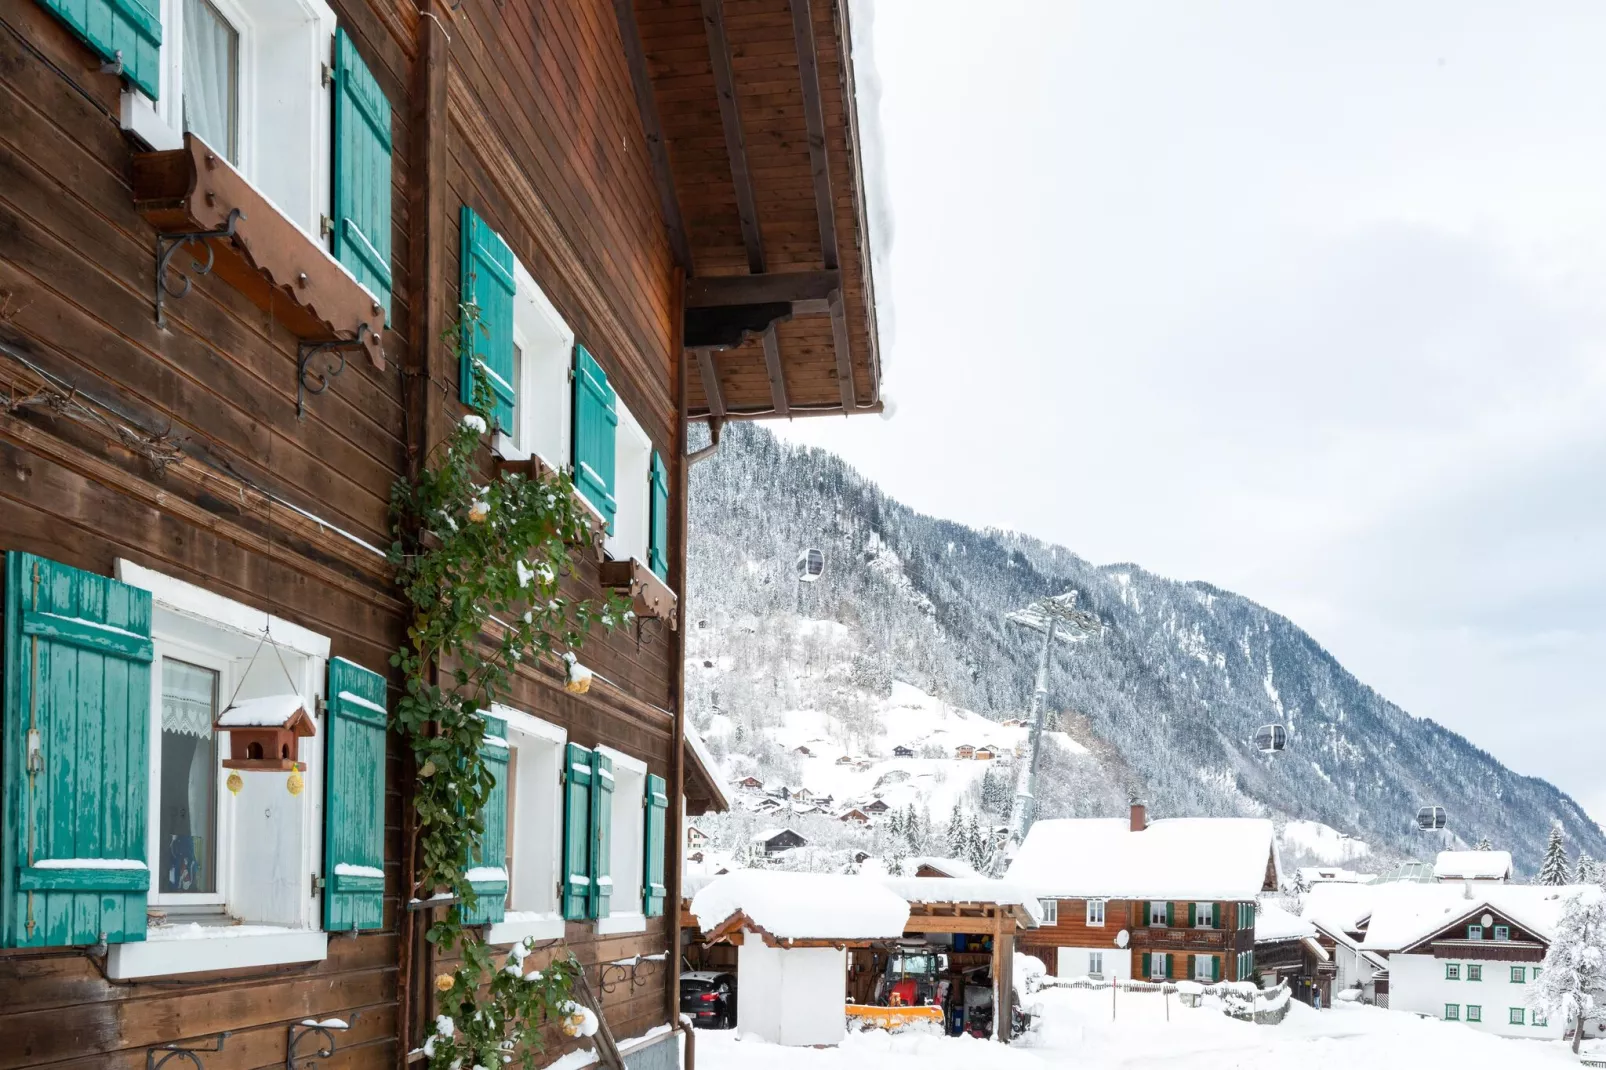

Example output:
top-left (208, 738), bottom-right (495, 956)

top-left (685, 424), bottom-right (1606, 875)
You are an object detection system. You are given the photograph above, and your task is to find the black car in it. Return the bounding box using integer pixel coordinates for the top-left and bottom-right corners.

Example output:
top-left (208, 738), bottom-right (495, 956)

top-left (680, 970), bottom-right (737, 1028)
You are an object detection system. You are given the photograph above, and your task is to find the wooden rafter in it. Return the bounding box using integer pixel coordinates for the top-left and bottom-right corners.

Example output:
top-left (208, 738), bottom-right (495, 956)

top-left (829, 288), bottom-right (857, 411)
top-left (696, 348), bottom-right (727, 425)
top-left (701, 0), bottom-right (765, 274)
top-left (789, 0), bottom-right (838, 270)
top-left (612, 0), bottom-right (692, 269)
top-left (761, 324), bottom-right (789, 417)
top-left (685, 270), bottom-right (840, 308)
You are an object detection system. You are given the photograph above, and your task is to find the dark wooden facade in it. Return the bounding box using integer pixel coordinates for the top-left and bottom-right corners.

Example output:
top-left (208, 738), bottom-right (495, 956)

top-left (1022, 899), bottom-right (1258, 983)
top-left (0, 0), bottom-right (881, 1067)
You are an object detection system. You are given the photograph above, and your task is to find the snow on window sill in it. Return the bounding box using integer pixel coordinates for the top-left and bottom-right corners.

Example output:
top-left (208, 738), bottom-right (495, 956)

top-left (596, 912), bottom-right (647, 936)
top-left (487, 911), bottom-right (566, 946)
top-left (107, 924), bottom-right (327, 979)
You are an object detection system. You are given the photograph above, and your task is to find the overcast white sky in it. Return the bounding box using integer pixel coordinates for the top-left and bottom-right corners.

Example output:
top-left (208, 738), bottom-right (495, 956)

top-left (778, 2), bottom-right (1606, 827)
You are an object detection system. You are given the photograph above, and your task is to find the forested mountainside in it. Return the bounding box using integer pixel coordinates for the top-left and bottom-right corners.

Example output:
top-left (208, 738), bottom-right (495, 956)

top-left (684, 424), bottom-right (1605, 875)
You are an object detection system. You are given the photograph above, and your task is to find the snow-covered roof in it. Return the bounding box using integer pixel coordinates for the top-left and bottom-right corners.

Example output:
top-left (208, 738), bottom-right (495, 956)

top-left (1254, 899), bottom-right (1316, 943)
top-left (1389, 885), bottom-right (1602, 952)
top-left (1006, 817), bottom-right (1279, 900)
top-left (691, 871), bottom-right (909, 940)
top-left (1358, 883), bottom-right (1490, 951)
top-left (753, 827), bottom-right (805, 844)
top-left (1303, 881), bottom-right (1381, 933)
top-left (1433, 850), bottom-right (1513, 882)
top-left (877, 876), bottom-right (1045, 925)
top-left (908, 856), bottom-right (980, 879)
top-left (683, 721), bottom-right (731, 812)
top-left (217, 693), bottom-right (307, 728)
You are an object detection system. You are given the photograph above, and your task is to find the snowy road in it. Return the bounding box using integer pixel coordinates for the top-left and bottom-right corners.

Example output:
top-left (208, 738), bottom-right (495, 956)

top-left (697, 987), bottom-right (1594, 1070)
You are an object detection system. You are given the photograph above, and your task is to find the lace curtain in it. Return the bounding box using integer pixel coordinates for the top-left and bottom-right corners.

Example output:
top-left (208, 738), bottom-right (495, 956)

top-left (182, 0), bottom-right (238, 163)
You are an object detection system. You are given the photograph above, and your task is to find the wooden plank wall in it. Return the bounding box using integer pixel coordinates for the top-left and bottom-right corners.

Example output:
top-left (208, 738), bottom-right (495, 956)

top-left (0, 0), bottom-right (684, 1063)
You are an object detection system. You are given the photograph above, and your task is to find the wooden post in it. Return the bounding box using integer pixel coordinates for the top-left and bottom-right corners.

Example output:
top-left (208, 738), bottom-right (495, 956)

top-left (992, 908), bottom-right (1015, 1043)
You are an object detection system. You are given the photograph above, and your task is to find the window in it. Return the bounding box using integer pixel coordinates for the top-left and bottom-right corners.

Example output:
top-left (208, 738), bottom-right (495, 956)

top-left (1039, 899), bottom-right (1058, 925)
top-left (1467, 965), bottom-right (1483, 982)
top-left (596, 747), bottom-right (647, 935)
top-left (1468, 924), bottom-right (1484, 940)
top-left (1446, 964), bottom-right (1461, 981)
top-left (1510, 967), bottom-right (1526, 984)
top-left (1087, 951), bottom-right (1104, 977)
top-left (502, 259), bottom-right (575, 469)
top-left (1494, 926), bottom-right (1510, 942)
top-left (158, 659), bottom-right (221, 896)
top-left (1242, 901), bottom-right (1255, 929)
top-left (1149, 952), bottom-right (1168, 979)
top-left (1533, 1010), bottom-right (1547, 1027)
top-left (1445, 1004), bottom-right (1460, 1021)
top-left (607, 399), bottom-right (652, 563)
top-left (120, 0), bottom-right (338, 237)
top-left (1086, 899), bottom-right (1105, 926)
top-left (1150, 901), bottom-right (1169, 926)
top-left (1195, 954), bottom-right (1215, 981)
top-left (484, 706), bottom-right (567, 946)
top-left (1508, 1008), bottom-right (1525, 1026)
top-left (1196, 902), bottom-right (1214, 929)
top-left (1467, 1005), bottom-right (1482, 1022)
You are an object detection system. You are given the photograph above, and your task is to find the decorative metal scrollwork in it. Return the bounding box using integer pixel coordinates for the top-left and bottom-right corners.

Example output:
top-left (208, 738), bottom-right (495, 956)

top-left (146, 1031), bottom-right (228, 1070)
top-left (296, 327), bottom-right (370, 419)
top-left (154, 208), bottom-right (244, 327)
top-left (286, 1018), bottom-right (349, 1070)
top-left (597, 955), bottom-right (664, 994)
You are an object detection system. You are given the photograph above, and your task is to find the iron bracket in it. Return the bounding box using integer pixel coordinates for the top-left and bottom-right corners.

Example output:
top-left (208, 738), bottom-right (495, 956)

top-left (296, 329), bottom-right (369, 419)
top-left (146, 1032), bottom-right (229, 1070)
top-left (286, 1019), bottom-right (349, 1070)
top-left (154, 209), bottom-right (243, 327)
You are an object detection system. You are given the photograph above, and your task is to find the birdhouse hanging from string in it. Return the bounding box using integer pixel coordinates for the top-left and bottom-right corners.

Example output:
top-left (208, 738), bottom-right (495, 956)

top-left (214, 630), bottom-right (316, 795)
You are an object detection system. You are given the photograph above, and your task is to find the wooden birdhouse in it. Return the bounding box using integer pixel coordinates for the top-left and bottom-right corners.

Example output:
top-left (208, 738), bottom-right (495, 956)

top-left (215, 694), bottom-right (316, 771)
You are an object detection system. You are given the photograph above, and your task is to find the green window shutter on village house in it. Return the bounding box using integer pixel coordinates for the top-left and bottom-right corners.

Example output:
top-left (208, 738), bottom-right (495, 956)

top-left (1141, 953), bottom-right (1151, 978)
top-left (36, 0), bottom-right (161, 100)
top-left (1166, 902), bottom-right (1175, 928)
top-left (458, 205), bottom-right (517, 432)
top-left (1187, 903), bottom-right (1196, 928)
top-left (2, 552), bottom-right (153, 949)
top-left (461, 716), bottom-right (509, 926)
top-left (331, 28), bottom-right (393, 325)
top-left (643, 772), bottom-right (667, 916)
top-left (561, 742), bottom-right (593, 921)
top-left (589, 748), bottom-right (613, 919)
top-left (323, 658), bottom-right (388, 933)
top-left (648, 451), bottom-right (669, 580)
top-left (572, 345), bottom-right (618, 531)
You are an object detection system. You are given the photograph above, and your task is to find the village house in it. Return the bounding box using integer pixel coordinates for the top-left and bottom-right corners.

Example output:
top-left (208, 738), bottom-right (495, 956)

top-left (1254, 898), bottom-right (1334, 1007)
top-left (839, 808), bottom-right (871, 824)
top-left (0, 0), bottom-right (884, 1065)
top-left (911, 856), bottom-right (982, 880)
top-left (686, 825), bottom-right (710, 851)
top-left (863, 798), bottom-right (892, 815)
top-left (754, 828), bottom-right (809, 857)
top-left (954, 743), bottom-right (976, 759)
top-left (1434, 850), bottom-right (1514, 884)
top-left (892, 744), bottom-right (916, 758)
top-left (1007, 801), bottom-right (1280, 983)
top-left (738, 775), bottom-right (766, 791)
top-left (836, 754), bottom-right (856, 766)
top-left (793, 745), bottom-right (813, 757)
top-left (974, 746), bottom-right (997, 760)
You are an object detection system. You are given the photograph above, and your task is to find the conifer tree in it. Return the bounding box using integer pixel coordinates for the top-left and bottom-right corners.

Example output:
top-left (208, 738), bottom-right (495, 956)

top-left (1475, 836), bottom-right (1493, 851)
top-left (945, 802), bottom-right (966, 859)
top-left (1529, 892), bottom-right (1606, 1053)
top-left (1576, 853), bottom-right (1597, 886)
top-left (1539, 822), bottom-right (1571, 886)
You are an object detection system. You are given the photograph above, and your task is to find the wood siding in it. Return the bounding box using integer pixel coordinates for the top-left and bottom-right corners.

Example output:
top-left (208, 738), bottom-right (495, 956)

top-left (1029, 900), bottom-right (1256, 981)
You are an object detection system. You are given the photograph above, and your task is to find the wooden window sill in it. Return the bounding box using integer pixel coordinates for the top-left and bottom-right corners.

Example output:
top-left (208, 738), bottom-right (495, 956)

top-left (490, 454), bottom-right (608, 562)
top-left (598, 556), bottom-right (678, 629)
top-left (130, 132), bottom-right (384, 371)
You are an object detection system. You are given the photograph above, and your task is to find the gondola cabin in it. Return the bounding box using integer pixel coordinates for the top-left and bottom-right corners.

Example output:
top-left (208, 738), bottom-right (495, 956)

top-left (1416, 806), bottom-right (1448, 831)
top-left (797, 548), bottom-right (825, 582)
top-left (1255, 724), bottom-right (1288, 753)
top-left (215, 694), bottom-right (316, 772)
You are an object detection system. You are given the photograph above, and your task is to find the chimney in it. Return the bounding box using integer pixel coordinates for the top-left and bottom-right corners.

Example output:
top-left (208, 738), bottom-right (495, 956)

top-left (1130, 799), bottom-right (1148, 832)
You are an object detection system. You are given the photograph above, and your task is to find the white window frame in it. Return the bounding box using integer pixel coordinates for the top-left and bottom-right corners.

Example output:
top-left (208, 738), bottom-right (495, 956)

top-left (607, 398), bottom-right (653, 564)
top-left (108, 560), bottom-right (331, 980)
top-left (1196, 902), bottom-right (1214, 929)
top-left (1150, 901), bottom-right (1168, 927)
top-left (1149, 952), bottom-right (1168, 980)
top-left (485, 704), bottom-right (567, 946)
top-left (1195, 954), bottom-right (1214, 982)
top-left (1086, 899), bottom-right (1106, 927)
top-left (1038, 899), bottom-right (1057, 926)
top-left (1087, 950), bottom-right (1104, 977)
top-left (148, 640), bottom-right (235, 910)
top-left (497, 259), bottom-right (576, 470)
top-left (595, 746), bottom-right (648, 936)
top-left (119, 0), bottom-right (336, 240)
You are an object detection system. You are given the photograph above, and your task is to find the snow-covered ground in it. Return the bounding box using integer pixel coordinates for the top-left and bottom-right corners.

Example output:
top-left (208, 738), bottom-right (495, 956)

top-left (1279, 819), bottom-right (1373, 866)
top-left (697, 986), bottom-right (1592, 1070)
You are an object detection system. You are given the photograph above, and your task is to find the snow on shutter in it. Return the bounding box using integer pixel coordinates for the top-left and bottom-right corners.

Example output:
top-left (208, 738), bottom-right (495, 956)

top-left (461, 716), bottom-right (509, 926)
top-left (323, 658), bottom-right (388, 933)
top-left (459, 205), bottom-right (517, 432)
top-left (2, 552), bottom-right (153, 948)
top-left (331, 28), bottom-right (393, 324)
top-left (571, 344), bottom-right (618, 530)
top-left (589, 748), bottom-right (613, 919)
top-left (647, 450), bottom-right (669, 580)
top-left (37, 0), bottom-right (161, 99)
top-left (561, 742), bottom-right (592, 921)
top-left (643, 772), bottom-right (667, 916)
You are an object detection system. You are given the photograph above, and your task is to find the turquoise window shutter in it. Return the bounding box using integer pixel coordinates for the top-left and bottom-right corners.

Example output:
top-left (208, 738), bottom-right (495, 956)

top-left (643, 773), bottom-right (667, 916)
top-left (37, 0), bottom-right (161, 99)
top-left (571, 345), bottom-right (618, 530)
top-left (647, 451), bottom-right (669, 580)
top-left (588, 749), bottom-right (613, 920)
top-left (323, 658), bottom-right (388, 933)
top-left (2, 552), bottom-right (153, 948)
top-left (331, 28), bottom-right (393, 325)
top-left (561, 743), bottom-right (592, 921)
top-left (461, 716), bottom-right (509, 926)
top-left (458, 205), bottom-right (516, 431)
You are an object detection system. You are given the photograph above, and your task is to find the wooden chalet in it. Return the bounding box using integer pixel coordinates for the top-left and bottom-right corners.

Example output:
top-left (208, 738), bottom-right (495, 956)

top-left (892, 744), bottom-right (915, 758)
top-left (0, 0), bottom-right (883, 1065)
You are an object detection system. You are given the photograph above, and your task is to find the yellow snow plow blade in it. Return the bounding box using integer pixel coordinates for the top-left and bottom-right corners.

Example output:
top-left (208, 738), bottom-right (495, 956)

top-left (845, 1003), bottom-right (945, 1030)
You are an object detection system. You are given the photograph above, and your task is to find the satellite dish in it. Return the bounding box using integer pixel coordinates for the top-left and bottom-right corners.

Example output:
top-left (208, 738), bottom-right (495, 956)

top-left (1254, 725), bottom-right (1287, 753)
top-left (796, 547), bottom-right (824, 582)
top-left (1114, 929), bottom-right (1130, 949)
top-left (1481, 913), bottom-right (1494, 928)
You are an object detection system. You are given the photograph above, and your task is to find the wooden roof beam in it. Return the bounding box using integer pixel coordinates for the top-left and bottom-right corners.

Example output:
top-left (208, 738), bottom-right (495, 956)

top-left (613, 0), bottom-right (692, 270)
top-left (829, 288), bottom-right (857, 411)
top-left (685, 270), bottom-right (840, 308)
top-left (702, 0), bottom-right (765, 274)
top-left (761, 324), bottom-right (789, 417)
top-left (696, 348), bottom-right (727, 426)
top-left (789, 0), bottom-right (838, 270)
